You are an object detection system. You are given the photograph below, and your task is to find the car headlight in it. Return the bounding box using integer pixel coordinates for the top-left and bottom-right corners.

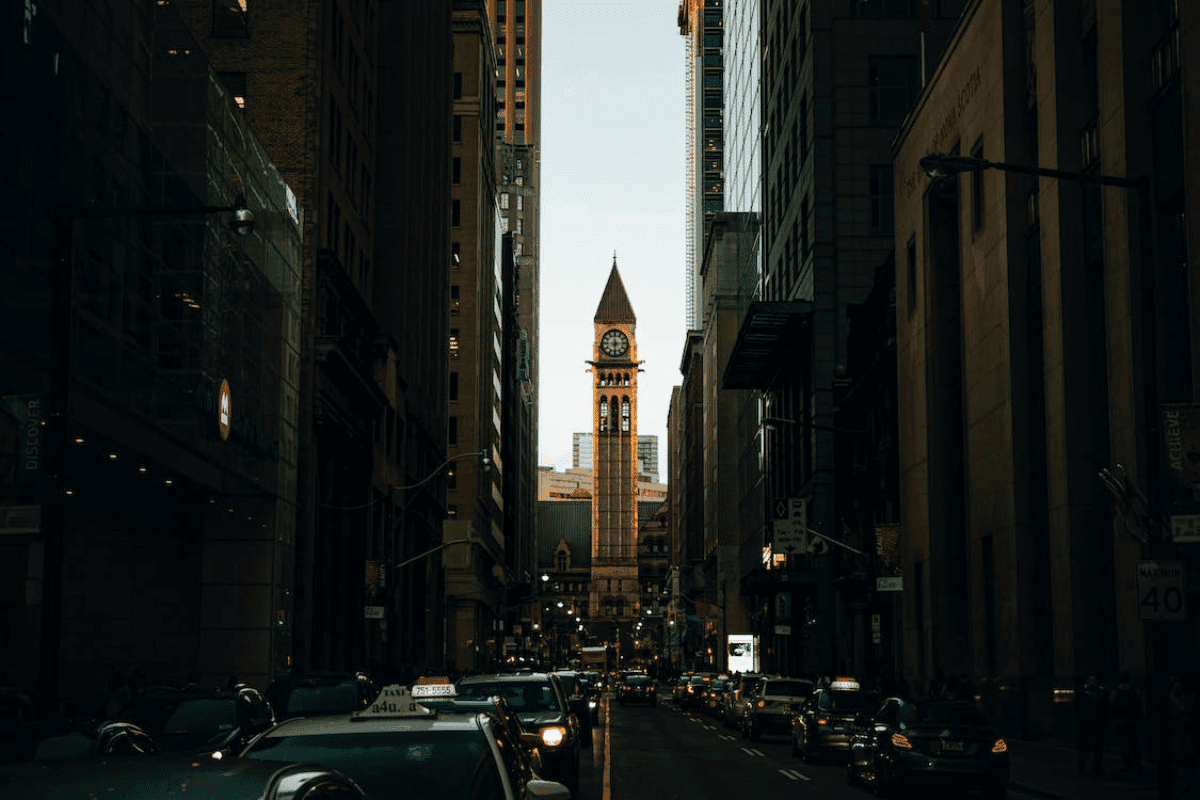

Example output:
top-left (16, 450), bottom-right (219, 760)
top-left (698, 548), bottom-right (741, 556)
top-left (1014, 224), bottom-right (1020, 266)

top-left (992, 738), bottom-right (1007, 754)
top-left (541, 726), bottom-right (566, 747)
top-left (588, 700), bottom-right (598, 709)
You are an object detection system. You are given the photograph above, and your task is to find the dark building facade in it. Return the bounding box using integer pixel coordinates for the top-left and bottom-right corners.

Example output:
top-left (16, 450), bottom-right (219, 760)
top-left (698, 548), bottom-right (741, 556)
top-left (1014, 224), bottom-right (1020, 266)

top-left (1, 1), bottom-right (301, 702)
top-left (169, 0), bottom-right (456, 679)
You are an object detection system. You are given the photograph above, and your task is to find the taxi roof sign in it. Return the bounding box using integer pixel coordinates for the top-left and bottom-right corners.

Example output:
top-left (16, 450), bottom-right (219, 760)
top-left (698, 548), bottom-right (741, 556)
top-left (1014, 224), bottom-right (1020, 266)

top-left (353, 684), bottom-right (436, 719)
top-left (830, 677), bottom-right (861, 690)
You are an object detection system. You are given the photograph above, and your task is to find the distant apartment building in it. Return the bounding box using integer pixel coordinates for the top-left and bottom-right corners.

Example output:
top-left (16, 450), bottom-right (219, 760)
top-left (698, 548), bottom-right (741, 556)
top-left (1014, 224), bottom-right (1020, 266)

top-left (538, 467), bottom-right (667, 504)
top-left (572, 433), bottom-right (660, 482)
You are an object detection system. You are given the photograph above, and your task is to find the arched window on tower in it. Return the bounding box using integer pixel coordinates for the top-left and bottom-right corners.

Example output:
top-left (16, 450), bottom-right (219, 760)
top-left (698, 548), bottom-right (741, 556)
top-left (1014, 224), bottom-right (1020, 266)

top-left (556, 549), bottom-right (567, 571)
top-left (612, 398), bottom-right (621, 431)
top-left (621, 397), bottom-right (631, 432)
top-left (599, 397), bottom-right (608, 432)
top-left (624, 373), bottom-right (630, 387)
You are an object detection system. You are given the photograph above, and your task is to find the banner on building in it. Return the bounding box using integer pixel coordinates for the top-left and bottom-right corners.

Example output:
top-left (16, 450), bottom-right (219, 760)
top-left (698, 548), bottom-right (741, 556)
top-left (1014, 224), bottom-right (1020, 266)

top-left (727, 634), bottom-right (758, 673)
top-left (4, 394), bottom-right (47, 486)
top-left (1162, 404), bottom-right (1200, 543)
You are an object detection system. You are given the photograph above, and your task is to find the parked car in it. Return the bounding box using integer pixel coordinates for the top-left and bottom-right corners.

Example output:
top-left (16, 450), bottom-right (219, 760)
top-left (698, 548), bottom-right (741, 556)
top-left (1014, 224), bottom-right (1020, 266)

top-left (671, 676), bottom-right (690, 704)
top-left (847, 697), bottom-right (1010, 800)
top-left (722, 674), bottom-right (768, 730)
top-left (790, 677), bottom-right (882, 762)
top-left (456, 672), bottom-right (582, 794)
top-left (741, 676), bottom-right (814, 742)
top-left (117, 684), bottom-right (275, 758)
top-left (28, 720), bottom-right (159, 762)
top-left (616, 674), bottom-right (657, 707)
top-left (264, 673), bottom-right (378, 721)
top-left (550, 669), bottom-right (595, 745)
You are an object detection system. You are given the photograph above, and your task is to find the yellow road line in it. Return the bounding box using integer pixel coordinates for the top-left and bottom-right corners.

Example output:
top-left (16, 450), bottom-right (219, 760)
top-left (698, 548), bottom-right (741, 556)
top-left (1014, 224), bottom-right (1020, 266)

top-left (601, 692), bottom-right (611, 800)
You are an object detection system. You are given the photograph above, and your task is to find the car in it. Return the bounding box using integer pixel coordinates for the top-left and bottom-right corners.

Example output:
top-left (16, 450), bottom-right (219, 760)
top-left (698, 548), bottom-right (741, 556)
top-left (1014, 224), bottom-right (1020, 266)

top-left (741, 676), bottom-right (814, 742)
top-left (455, 672), bottom-right (582, 794)
top-left (28, 720), bottom-right (160, 762)
top-left (847, 697), bottom-right (1010, 800)
top-left (575, 671), bottom-right (603, 724)
top-left (241, 684), bottom-right (572, 800)
top-left (671, 676), bottom-right (690, 704)
top-left (722, 673), bottom-right (768, 730)
top-left (117, 684), bottom-right (276, 758)
top-left (790, 677), bottom-right (882, 762)
top-left (550, 669), bottom-right (596, 744)
top-left (681, 673), bottom-right (712, 710)
top-left (264, 673), bottom-right (379, 721)
top-left (616, 674), bottom-right (657, 706)
top-left (0, 756), bottom-right (368, 800)
top-left (702, 676), bottom-right (730, 717)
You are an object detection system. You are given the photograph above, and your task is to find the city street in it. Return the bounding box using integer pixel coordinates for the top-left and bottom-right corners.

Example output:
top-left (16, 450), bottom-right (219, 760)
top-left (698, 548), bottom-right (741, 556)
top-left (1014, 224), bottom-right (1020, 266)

top-left (577, 689), bottom-right (1046, 800)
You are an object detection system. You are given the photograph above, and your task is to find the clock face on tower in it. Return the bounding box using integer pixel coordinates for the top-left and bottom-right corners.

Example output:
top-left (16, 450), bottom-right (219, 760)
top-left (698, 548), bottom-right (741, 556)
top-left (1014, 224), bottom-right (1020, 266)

top-left (600, 329), bottom-right (629, 357)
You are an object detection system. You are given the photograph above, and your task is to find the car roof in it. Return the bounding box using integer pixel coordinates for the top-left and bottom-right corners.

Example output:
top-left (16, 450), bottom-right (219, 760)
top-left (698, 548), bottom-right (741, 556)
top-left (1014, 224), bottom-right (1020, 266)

top-left (457, 672), bottom-right (554, 682)
top-left (258, 710), bottom-right (489, 739)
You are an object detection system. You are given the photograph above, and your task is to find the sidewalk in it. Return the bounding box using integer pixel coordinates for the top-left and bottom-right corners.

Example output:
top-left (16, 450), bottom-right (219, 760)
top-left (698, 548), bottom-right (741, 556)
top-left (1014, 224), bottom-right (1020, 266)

top-left (1008, 738), bottom-right (1158, 800)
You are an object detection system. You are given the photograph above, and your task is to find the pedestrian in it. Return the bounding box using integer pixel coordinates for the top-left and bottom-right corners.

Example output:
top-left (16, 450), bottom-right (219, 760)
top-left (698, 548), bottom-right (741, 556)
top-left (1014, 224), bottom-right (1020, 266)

top-left (1110, 671), bottom-right (1143, 775)
top-left (1076, 674), bottom-right (1109, 776)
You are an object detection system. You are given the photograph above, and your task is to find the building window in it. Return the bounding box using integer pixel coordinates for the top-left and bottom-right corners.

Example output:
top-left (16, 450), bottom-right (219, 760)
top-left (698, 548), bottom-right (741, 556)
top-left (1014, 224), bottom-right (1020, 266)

top-left (450, 372), bottom-right (458, 401)
top-left (516, 195), bottom-right (523, 211)
top-left (447, 505), bottom-right (458, 519)
top-left (453, 115), bottom-right (462, 142)
top-left (870, 165), bottom-right (894, 235)
top-left (451, 241), bottom-right (460, 269)
top-left (868, 55), bottom-right (920, 126)
top-left (217, 71), bottom-right (247, 108)
top-left (906, 235), bottom-right (918, 315)
top-left (450, 284), bottom-right (460, 314)
top-left (516, 218), bottom-right (523, 234)
top-left (449, 328), bottom-right (460, 359)
top-left (452, 157), bottom-right (461, 184)
top-left (500, 192), bottom-right (509, 209)
top-left (621, 398), bottom-right (631, 432)
top-left (971, 139), bottom-right (985, 231)
top-left (448, 416), bottom-right (458, 446)
top-left (855, 0), bottom-right (915, 16)
top-left (453, 72), bottom-right (462, 99)
top-left (557, 551), bottom-right (567, 571)
top-left (447, 461), bottom-right (457, 490)
top-left (452, 199), bottom-right (460, 227)
top-left (599, 398), bottom-right (609, 432)
top-left (213, 0), bottom-right (248, 37)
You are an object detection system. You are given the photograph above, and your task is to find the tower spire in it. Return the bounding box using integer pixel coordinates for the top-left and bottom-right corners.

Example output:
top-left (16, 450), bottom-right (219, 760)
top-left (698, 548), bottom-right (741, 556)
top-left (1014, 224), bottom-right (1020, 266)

top-left (594, 260), bottom-right (636, 323)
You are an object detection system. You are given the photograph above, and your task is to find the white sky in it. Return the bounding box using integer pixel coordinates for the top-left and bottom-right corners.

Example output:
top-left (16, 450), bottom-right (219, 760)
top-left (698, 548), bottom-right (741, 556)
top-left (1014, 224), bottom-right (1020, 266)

top-left (537, 1), bottom-right (686, 479)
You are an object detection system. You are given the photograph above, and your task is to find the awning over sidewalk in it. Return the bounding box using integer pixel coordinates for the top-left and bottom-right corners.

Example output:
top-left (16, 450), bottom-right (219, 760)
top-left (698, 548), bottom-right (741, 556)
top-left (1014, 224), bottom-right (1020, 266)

top-left (722, 300), bottom-right (812, 390)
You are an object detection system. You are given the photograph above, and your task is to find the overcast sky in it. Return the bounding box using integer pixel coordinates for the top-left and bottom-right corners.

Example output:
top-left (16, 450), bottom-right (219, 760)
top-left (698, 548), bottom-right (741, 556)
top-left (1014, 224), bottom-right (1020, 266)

top-left (537, 0), bottom-right (686, 478)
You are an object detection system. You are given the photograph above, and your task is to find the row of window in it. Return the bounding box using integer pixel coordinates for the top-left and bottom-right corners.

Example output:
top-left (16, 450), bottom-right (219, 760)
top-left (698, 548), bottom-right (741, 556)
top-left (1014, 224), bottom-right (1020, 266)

top-left (596, 372), bottom-right (631, 388)
top-left (597, 397), bottom-right (632, 433)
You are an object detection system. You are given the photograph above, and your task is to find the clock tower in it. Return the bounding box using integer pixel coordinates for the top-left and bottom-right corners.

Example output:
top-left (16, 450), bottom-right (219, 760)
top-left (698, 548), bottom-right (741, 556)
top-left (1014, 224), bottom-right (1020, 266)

top-left (589, 258), bottom-right (641, 656)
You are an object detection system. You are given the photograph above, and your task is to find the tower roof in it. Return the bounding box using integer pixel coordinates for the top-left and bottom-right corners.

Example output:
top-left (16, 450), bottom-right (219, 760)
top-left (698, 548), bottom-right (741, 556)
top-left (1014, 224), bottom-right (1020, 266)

top-left (594, 258), bottom-right (636, 324)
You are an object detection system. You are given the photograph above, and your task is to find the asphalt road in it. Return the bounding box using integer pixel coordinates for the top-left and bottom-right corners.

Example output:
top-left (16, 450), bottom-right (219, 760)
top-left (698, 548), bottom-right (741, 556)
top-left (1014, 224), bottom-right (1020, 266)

top-left (576, 690), bottom-right (1044, 800)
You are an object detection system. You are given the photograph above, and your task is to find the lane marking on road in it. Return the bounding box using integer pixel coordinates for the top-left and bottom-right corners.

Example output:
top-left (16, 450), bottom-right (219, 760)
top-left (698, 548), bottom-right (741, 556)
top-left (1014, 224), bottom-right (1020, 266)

top-left (702, 724), bottom-right (716, 730)
top-left (780, 769), bottom-right (811, 782)
top-left (741, 747), bottom-right (765, 757)
top-left (602, 695), bottom-right (611, 800)
top-left (718, 734), bottom-right (736, 741)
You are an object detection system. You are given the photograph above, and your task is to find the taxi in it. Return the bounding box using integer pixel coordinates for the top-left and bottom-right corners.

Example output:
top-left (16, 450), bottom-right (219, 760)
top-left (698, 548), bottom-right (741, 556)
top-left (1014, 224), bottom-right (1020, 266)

top-left (241, 684), bottom-right (572, 800)
top-left (790, 676), bottom-right (882, 762)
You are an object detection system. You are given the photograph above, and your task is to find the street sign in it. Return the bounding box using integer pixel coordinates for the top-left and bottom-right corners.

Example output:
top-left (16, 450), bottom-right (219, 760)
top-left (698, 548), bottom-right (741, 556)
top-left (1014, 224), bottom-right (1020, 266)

top-left (876, 577), bottom-right (903, 592)
top-left (1170, 514), bottom-right (1200, 544)
top-left (364, 605), bottom-right (385, 619)
top-left (871, 614), bottom-right (881, 644)
top-left (774, 624), bottom-right (791, 636)
top-left (773, 498), bottom-right (809, 554)
top-left (1136, 561), bottom-right (1187, 621)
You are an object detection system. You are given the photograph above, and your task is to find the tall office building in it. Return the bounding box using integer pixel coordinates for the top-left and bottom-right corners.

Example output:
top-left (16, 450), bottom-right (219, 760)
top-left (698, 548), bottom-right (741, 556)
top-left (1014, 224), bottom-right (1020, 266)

top-left (678, 0), bottom-right (725, 329)
top-left (572, 433), bottom-right (660, 483)
top-left (488, 0), bottom-right (542, 605)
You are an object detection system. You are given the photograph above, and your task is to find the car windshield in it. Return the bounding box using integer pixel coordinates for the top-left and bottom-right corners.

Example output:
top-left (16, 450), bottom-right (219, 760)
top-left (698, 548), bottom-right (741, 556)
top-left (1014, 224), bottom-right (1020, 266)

top-left (456, 681), bottom-right (560, 712)
top-left (688, 677), bottom-right (708, 685)
top-left (245, 730), bottom-right (489, 799)
top-left (281, 683), bottom-right (359, 718)
top-left (710, 679), bottom-right (729, 690)
top-left (763, 681), bottom-right (812, 697)
top-left (120, 696), bottom-right (236, 753)
top-left (625, 676), bottom-right (652, 687)
top-left (819, 690), bottom-right (881, 712)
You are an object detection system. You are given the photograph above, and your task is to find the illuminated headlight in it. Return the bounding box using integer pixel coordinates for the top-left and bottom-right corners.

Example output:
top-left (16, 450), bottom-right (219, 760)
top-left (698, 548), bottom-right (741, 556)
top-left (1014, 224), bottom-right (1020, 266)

top-left (541, 726), bottom-right (567, 747)
top-left (588, 701), bottom-right (598, 709)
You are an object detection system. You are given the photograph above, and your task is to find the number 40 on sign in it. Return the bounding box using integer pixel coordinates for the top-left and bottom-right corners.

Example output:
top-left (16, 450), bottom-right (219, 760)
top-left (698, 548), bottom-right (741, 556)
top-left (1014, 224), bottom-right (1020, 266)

top-left (1136, 561), bottom-right (1187, 621)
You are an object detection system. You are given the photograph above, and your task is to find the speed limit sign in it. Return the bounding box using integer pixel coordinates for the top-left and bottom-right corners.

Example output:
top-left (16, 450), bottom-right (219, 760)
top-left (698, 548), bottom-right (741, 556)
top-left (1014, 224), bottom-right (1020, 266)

top-left (1136, 561), bottom-right (1187, 621)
